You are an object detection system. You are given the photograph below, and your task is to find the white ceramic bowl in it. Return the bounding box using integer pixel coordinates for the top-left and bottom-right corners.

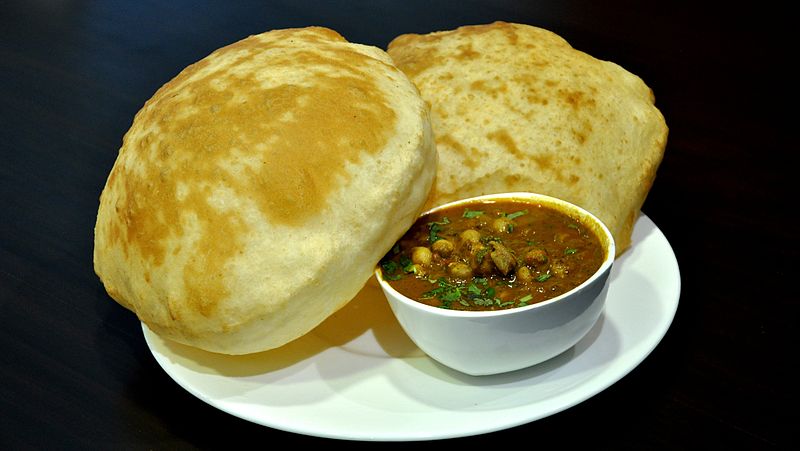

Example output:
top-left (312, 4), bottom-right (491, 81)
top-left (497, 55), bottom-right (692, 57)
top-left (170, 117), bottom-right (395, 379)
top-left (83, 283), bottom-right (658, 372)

top-left (375, 192), bottom-right (615, 376)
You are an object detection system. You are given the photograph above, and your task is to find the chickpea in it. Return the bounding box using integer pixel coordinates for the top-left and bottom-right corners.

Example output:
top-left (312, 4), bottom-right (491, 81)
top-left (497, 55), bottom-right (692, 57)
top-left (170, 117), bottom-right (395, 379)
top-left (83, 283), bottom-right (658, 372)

top-left (431, 239), bottom-right (454, 257)
top-left (448, 262), bottom-right (473, 279)
top-left (492, 217), bottom-right (513, 233)
top-left (460, 229), bottom-right (481, 244)
top-left (411, 246), bottom-right (432, 266)
top-left (551, 260), bottom-right (569, 278)
top-left (516, 266), bottom-right (533, 283)
top-left (524, 248), bottom-right (549, 266)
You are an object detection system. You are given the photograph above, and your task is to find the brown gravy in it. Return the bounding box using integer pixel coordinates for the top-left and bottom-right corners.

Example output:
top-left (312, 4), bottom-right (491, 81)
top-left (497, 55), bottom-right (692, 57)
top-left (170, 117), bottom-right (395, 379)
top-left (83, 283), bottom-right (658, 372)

top-left (380, 200), bottom-right (605, 311)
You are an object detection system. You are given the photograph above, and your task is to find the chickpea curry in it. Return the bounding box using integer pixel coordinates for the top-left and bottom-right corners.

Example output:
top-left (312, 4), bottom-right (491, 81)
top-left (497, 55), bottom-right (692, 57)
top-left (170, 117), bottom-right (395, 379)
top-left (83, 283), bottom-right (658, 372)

top-left (379, 200), bottom-right (605, 311)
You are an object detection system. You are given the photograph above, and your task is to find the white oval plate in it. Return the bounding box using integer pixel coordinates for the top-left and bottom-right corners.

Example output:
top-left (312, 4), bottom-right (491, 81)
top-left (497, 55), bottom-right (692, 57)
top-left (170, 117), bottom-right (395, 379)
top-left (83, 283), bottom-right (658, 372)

top-left (143, 213), bottom-right (680, 441)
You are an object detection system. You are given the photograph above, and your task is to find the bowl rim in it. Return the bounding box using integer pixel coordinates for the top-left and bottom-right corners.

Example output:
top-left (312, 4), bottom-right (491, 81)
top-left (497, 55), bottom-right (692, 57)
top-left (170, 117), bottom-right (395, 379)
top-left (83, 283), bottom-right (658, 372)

top-left (375, 191), bottom-right (615, 318)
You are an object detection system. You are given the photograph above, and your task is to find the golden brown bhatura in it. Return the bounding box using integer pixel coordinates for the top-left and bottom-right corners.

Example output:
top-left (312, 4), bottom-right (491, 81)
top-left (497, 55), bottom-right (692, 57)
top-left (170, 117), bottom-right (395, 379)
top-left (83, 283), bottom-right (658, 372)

top-left (387, 22), bottom-right (668, 255)
top-left (94, 27), bottom-right (436, 354)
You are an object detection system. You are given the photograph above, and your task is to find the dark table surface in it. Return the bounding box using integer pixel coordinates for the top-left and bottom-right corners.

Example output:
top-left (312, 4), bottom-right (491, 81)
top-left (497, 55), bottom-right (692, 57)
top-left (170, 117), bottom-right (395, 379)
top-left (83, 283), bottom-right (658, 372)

top-left (1, 1), bottom-right (794, 448)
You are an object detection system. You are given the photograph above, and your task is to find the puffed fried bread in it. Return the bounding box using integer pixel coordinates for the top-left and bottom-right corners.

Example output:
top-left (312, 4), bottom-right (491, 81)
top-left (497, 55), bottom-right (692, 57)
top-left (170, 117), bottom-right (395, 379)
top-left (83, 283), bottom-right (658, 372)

top-left (388, 22), bottom-right (668, 255)
top-left (94, 27), bottom-right (436, 354)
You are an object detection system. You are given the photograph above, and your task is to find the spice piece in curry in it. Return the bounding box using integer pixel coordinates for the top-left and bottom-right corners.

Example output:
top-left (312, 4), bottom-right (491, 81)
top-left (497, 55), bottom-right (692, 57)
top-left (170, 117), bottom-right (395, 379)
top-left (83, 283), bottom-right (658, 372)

top-left (380, 200), bottom-right (605, 311)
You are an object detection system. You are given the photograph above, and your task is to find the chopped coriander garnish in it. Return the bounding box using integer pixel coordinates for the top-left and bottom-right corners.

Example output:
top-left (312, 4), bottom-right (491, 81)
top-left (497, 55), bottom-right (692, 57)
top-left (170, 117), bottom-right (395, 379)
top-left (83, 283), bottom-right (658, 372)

top-left (420, 277), bottom-right (520, 310)
top-left (565, 248), bottom-right (578, 255)
top-left (398, 256), bottom-right (415, 274)
top-left (462, 208), bottom-right (484, 218)
top-left (421, 278), bottom-right (462, 303)
top-left (517, 294), bottom-right (533, 306)
top-left (536, 273), bottom-right (552, 282)
top-left (381, 260), bottom-right (398, 273)
top-left (505, 210), bottom-right (528, 220)
top-left (380, 260), bottom-right (403, 280)
top-left (428, 222), bottom-right (442, 243)
top-left (480, 235), bottom-right (503, 244)
top-left (426, 217), bottom-right (450, 243)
